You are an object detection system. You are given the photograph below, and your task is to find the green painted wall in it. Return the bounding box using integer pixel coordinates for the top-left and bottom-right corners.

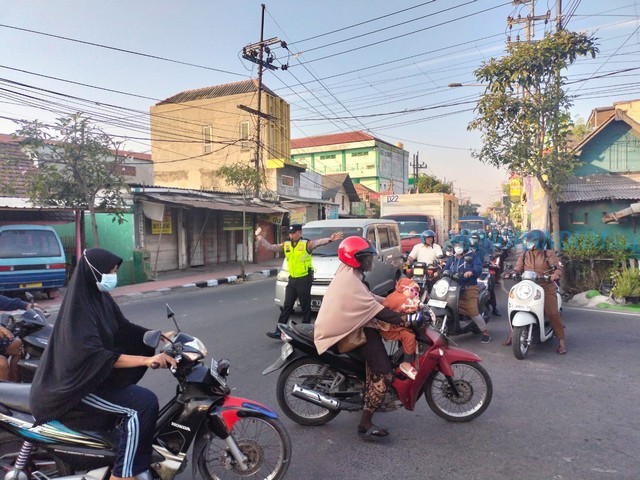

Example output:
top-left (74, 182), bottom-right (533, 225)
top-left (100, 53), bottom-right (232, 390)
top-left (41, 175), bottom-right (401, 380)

top-left (52, 213), bottom-right (137, 286)
top-left (559, 200), bottom-right (639, 255)
top-left (574, 123), bottom-right (640, 175)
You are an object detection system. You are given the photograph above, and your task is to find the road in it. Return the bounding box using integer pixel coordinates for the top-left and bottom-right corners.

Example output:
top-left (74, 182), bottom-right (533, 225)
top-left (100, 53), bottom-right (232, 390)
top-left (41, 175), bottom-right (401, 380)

top-left (81, 278), bottom-right (640, 479)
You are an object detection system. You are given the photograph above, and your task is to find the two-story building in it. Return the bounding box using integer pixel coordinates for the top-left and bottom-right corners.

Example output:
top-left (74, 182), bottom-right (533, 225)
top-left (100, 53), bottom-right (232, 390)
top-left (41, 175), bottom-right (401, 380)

top-left (290, 131), bottom-right (410, 194)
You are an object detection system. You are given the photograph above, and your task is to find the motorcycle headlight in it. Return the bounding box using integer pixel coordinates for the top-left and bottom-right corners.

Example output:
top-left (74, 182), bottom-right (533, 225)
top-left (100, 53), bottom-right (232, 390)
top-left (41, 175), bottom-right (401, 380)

top-left (515, 282), bottom-right (534, 301)
top-left (433, 279), bottom-right (448, 298)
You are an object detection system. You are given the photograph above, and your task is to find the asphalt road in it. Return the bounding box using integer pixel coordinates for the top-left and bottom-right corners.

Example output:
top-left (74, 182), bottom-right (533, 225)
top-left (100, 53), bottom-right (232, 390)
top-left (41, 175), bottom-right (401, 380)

top-left (83, 278), bottom-right (640, 479)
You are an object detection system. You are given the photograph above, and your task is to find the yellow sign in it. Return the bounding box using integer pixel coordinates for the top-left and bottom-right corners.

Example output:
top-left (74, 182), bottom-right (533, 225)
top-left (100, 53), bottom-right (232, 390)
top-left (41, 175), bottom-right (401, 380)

top-left (509, 178), bottom-right (521, 201)
top-left (258, 212), bottom-right (285, 225)
top-left (151, 212), bottom-right (172, 234)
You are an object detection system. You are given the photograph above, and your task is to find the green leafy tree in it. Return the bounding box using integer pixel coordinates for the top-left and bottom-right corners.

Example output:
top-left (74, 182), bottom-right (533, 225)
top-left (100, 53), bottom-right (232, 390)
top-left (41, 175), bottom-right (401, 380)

top-left (459, 202), bottom-right (480, 217)
top-left (571, 115), bottom-right (592, 140)
top-left (414, 174), bottom-right (453, 194)
top-left (468, 30), bottom-right (598, 250)
top-left (216, 162), bottom-right (265, 277)
top-left (16, 113), bottom-right (129, 247)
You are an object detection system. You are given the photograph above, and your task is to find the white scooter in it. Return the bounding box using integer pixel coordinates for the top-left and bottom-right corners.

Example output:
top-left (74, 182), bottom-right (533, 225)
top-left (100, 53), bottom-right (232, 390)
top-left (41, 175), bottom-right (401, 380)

top-left (507, 269), bottom-right (563, 359)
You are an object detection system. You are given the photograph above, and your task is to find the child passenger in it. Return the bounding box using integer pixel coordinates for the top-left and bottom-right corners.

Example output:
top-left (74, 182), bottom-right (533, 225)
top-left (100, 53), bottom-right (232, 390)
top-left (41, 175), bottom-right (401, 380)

top-left (380, 278), bottom-right (421, 380)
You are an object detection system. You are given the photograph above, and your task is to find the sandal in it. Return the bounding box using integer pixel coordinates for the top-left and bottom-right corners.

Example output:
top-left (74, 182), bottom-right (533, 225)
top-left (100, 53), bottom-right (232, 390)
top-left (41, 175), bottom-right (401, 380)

top-left (357, 424), bottom-right (389, 440)
top-left (399, 363), bottom-right (417, 380)
top-left (557, 344), bottom-right (567, 355)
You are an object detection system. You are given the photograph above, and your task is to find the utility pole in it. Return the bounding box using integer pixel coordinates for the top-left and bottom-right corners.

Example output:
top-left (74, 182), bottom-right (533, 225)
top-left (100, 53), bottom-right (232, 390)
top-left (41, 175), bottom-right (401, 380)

top-left (241, 3), bottom-right (282, 198)
top-left (506, 0), bottom-right (551, 46)
top-left (410, 152), bottom-right (427, 193)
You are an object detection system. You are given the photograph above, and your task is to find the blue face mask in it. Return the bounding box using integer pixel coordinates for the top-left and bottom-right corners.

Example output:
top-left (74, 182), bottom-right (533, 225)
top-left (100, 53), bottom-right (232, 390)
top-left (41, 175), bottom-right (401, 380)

top-left (85, 255), bottom-right (118, 292)
top-left (97, 273), bottom-right (118, 292)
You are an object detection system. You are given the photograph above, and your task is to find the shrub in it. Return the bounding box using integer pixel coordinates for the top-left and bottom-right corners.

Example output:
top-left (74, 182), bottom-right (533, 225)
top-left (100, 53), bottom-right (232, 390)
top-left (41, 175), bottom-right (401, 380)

top-left (610, 266), bottom-right (640, 299)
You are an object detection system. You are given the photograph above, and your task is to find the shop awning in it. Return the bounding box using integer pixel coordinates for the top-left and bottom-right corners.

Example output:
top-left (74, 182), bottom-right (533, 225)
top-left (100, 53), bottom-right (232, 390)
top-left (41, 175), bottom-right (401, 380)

top-left (139, 193), bottom-right (289, 214)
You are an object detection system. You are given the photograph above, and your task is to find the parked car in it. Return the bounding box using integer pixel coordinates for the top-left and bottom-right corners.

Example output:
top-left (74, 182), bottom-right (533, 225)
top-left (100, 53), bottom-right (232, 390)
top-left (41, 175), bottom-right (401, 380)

top-left (0, 225), bottom-right (67, 298)
top-left (274, 219), bottom-right (403, 312)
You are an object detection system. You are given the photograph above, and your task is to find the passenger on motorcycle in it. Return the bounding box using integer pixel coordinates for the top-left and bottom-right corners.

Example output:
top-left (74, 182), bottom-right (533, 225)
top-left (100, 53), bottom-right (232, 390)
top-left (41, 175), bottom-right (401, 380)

top-left (0, 294), bottom-right (29, 381)
top-left (314, 236), bottom-right (408, 440)
top-left (444, 242), bottom-right (492, 343)
top-left (29, 248), bottom-right (177, 480)
top-left (405, 229), bottom-right (443, 267)
top-left (510, 230), bottom-right (566, 355)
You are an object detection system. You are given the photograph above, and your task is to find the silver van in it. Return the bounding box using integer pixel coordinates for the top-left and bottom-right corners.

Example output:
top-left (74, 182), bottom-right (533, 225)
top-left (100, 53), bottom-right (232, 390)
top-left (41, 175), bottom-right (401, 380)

top-left (274, 219), bottom-right (403, 311)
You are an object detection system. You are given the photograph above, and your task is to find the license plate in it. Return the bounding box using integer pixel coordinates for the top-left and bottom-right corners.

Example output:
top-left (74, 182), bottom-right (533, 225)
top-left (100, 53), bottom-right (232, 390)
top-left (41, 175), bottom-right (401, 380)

top-left (428, 299), bottom-right (447, 308)
top-left (20, 282), bottom-right (42, 289)
top-left (510, 304), bottom-right (531, 311)
top-left (311, 298), bottom-right (322, 309)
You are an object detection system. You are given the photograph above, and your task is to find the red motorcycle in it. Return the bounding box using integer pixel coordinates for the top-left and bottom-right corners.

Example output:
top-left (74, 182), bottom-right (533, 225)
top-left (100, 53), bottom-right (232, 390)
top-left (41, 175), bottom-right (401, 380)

top-left (263, 313), bottom-right (493, 426)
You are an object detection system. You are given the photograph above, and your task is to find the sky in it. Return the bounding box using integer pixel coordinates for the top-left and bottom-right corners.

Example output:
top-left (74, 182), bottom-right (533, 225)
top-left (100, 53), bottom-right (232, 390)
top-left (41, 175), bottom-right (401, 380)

top-left (0, 1), bottom-right (639, 208)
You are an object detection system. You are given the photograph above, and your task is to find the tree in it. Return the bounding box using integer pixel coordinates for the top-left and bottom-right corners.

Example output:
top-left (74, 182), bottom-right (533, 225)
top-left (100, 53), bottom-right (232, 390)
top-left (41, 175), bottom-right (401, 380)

top-left (16, 113), bottom-right (129, 247)
top-left (468, 30), bottom-right (598, 249)
top-left (459, 202), bottom-right (481, 217)
top-left (415, 174), bottom-right (453, 194)
top-left (216, 162), bottom-right (265, 278)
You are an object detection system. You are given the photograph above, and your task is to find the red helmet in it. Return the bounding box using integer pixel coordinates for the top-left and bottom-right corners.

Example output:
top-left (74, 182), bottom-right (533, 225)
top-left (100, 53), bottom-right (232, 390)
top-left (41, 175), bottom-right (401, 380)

top-left (338, 236), bottom-right (377, 268)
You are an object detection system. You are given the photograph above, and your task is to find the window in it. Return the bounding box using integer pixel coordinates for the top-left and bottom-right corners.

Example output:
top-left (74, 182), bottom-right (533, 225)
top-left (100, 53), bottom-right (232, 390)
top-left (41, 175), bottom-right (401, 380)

top-left (239, 121), bottom-right (250, 150)
top-left (203, 125), bottom-right (213, 153)
top-left (367, 228), bottom-right (377, 246)
top-left (281, 175), bottom-right (294, 188)
top-left (351, 151), bottom-right (368, 157)
top-left (378, 227), bottom-right (391, 249)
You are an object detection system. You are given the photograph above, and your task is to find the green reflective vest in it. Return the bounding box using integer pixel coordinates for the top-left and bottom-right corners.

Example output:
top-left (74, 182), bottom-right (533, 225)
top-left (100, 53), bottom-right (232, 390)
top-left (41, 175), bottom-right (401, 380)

top-left (284, 239), bottom-right (312, 278)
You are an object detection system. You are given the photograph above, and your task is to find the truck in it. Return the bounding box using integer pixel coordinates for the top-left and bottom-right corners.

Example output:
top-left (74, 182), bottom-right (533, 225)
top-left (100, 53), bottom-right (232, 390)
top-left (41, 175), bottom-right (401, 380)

top-left (380, 193), bottom-right (459, 254)
top-left (458, 215), bottom-right (492, 233)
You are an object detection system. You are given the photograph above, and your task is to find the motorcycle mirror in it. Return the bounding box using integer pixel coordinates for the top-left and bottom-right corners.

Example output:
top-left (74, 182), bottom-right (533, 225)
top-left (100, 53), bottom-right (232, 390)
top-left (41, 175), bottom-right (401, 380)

top-left (166, 304), bottom-right (181, 333)
top-left (143, 330), bottom-right (162, 348)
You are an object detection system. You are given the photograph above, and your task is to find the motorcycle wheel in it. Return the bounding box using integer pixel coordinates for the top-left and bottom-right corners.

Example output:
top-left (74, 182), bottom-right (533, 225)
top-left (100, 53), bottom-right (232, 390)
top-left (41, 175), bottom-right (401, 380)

top-left (197, 416), bottom-right (291, 480)
top-left (0, 431), bottom-right (73, 476)
top-left (276, 358), bottom-right (341, 426)
top-left (512, 325), bottom-right (531, 360)
top-left (424, 361), bottom-right (492, 422)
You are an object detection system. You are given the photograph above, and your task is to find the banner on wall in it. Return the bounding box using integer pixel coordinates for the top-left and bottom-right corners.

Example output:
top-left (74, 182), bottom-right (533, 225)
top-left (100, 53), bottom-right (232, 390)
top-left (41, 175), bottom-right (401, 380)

top-left (151, 210), bottom-right (172, 234)
top-left (223, 212), bottom-right (252, 231)
top-left (257, 212), bottom-right (285, 225)
top-left (289, 207), bottom-right (307, 225)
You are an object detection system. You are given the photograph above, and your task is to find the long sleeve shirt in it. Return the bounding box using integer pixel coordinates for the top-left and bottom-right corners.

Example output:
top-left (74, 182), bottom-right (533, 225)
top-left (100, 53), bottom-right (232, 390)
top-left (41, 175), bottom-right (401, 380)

top-left (514, 250), bottom-right (563, 278)
top-left (0, 295), bottom-right (28, 311)
top-left (256, 236), bottom-right (332, 254)
top-left (444, 251), bottom-right (483, 287)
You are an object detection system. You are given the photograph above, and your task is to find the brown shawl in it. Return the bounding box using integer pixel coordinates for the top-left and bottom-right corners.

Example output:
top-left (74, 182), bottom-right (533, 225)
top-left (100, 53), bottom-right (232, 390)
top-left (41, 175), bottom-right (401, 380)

top-left (314, 263), bottom-right (385, 354)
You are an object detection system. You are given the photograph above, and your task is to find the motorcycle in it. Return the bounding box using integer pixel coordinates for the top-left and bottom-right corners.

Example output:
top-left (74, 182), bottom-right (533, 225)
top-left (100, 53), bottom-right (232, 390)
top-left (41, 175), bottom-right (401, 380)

top-left (507, 269), bottom-right (563, 360)
top-left (427, 257), bottom-right (491, 336)
top-left (262, 313), bottom-right (492, 427)
top-left (0, 305), bottom-right (291, 480)
top-left (407, 261), bottom-right (441, 302)
top-left (0, 293), bottom-right (52, 383)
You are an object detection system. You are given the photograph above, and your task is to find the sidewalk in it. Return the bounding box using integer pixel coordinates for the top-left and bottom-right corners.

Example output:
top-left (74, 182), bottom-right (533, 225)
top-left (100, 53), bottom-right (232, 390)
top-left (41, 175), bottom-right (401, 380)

top-left (36, 258), bottom-right (284, 313)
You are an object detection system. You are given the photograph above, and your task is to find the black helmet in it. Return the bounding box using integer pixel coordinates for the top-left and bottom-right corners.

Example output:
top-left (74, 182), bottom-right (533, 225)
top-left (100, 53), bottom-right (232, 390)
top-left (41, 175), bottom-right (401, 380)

top-left (420, 230), bottom-right (436, 243)
top-left (523, 230), bottom-right (545, 250)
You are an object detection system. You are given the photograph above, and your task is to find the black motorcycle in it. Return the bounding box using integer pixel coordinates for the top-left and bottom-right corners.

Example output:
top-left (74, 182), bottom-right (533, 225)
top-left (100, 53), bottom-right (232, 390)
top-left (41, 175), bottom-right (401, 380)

top-left (0, 305), bottom-right (291, 480)
top-left (426, 257), bottom-right (491, 336)
top-left (0, 293), bottom-right (51, 383)
top-left (408, 261), bottom-right (442, 301)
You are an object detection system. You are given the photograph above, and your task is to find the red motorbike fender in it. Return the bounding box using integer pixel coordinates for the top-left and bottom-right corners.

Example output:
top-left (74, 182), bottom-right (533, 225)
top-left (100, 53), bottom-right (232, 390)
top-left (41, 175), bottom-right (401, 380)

top-left (219, 396), bottom-right (279, 431)
top-left (430, 347), bottom-right (482, 377)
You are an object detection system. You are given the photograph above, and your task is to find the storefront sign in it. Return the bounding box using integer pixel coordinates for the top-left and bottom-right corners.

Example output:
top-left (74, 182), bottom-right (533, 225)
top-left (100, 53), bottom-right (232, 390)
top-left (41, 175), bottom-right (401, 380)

top-left (257, 212), bottom-right (285, 225)
top-left (223, 212), bottom-right (252, 231)
top-left (151, 211), bottom-right (172, 234)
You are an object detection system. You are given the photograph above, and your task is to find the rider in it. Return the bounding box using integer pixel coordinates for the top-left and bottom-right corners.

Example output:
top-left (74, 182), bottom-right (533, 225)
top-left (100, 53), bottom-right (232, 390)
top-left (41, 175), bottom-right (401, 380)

top-left (469, 233), bottom-right (500, 317)
top-left (29, 248), bottom-right (177, 480)
top-left (314, 236), bottom-right (408, 440)
top-left (405, 230), bottom-right (443, 266)
top-left (509, 230), bottom-right (566, 354)
top-left (0, 294), bottom-right (30, 381)
top-left (444, 241), bottom-right (492, 343)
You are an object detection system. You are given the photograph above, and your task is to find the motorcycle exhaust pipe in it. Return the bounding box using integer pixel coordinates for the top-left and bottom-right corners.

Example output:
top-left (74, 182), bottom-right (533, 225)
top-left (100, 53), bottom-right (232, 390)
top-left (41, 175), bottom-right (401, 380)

top-left (292, 384), bottom-right (341, 411)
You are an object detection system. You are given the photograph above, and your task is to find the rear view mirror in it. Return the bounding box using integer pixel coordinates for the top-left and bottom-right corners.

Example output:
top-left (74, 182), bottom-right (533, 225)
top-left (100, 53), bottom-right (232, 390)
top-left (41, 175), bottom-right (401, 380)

top-left (143, 330), bottom-right (162, 348)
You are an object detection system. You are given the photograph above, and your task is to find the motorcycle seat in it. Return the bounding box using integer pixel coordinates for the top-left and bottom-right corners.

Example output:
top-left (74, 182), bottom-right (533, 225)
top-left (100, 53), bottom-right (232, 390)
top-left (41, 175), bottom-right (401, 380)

top-left (292, 323), bottom-right (315, 341)
top-left (0, 382), bottom-right (32, 414)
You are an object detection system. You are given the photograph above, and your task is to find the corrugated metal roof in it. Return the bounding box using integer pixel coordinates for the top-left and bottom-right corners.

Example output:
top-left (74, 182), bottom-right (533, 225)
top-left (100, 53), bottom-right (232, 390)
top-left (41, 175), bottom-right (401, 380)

top-left (560, 174), bottom-right (640, 203)
top-left (291, 131), bottom-right (377, 150)
top-left (0, 139), bottom-right (36, 197)
top-left (140, 193), bottom-right (289, 214)
top-left (156, 80), bottom-right (278, 105)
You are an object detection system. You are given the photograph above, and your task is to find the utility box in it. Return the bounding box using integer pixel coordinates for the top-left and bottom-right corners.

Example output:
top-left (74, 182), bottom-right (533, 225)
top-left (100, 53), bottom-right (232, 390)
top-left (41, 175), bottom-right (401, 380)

top-left (133, 249), bottom-right (151, 284)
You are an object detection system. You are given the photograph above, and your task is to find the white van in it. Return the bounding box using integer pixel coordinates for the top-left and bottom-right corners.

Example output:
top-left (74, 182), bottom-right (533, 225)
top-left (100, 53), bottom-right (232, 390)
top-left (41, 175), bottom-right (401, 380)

top-left (274, 219), bottom-right (403, 311)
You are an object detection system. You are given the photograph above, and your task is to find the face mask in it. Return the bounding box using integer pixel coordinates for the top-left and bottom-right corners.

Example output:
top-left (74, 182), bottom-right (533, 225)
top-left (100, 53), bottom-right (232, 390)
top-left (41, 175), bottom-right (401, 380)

top-left (85, 254), bottom-right (119, 292)
top-left (97, 273), bottom-right (118, 292)
top-left (526, 241), bottom-right (536, 251)
top-left (454, 246), bottom-right (464, 255)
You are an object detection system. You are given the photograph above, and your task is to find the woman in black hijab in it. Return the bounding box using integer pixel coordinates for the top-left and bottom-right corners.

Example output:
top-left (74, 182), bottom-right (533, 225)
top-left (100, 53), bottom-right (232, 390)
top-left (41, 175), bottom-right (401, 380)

top-left (29, 248), bottom-right (176, 480)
